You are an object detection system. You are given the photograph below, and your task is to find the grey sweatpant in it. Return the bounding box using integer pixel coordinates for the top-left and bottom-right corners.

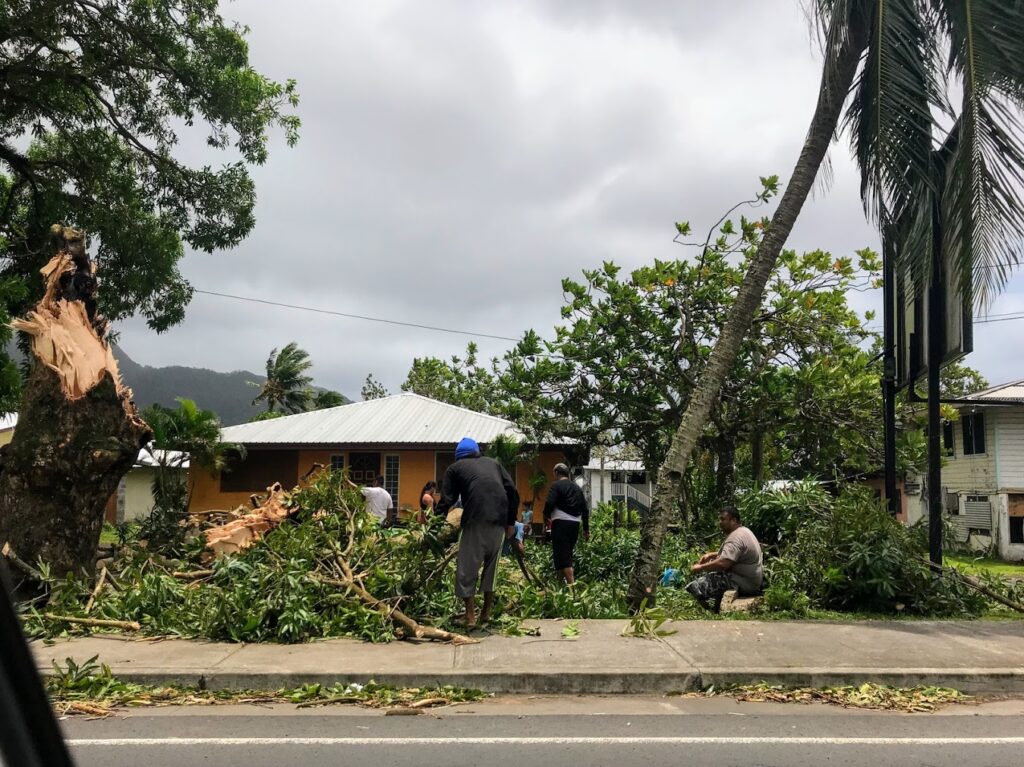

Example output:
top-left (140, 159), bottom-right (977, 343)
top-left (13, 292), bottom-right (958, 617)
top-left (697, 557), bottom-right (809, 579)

top-left (456, 522), bottom-right (505, 598)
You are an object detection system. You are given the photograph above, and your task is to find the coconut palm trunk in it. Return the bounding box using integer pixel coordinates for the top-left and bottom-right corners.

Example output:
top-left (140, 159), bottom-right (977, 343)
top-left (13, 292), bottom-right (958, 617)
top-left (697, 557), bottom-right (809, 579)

top-left (626, 30), bottom-right (867, 610)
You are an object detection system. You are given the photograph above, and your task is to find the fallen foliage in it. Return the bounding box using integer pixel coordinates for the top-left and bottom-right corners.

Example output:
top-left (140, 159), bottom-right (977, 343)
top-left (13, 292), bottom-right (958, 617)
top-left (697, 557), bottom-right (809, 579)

top-left (706, 682), bottom-right (972, 712)
top-left (48, 656), bottom-right (485, 717)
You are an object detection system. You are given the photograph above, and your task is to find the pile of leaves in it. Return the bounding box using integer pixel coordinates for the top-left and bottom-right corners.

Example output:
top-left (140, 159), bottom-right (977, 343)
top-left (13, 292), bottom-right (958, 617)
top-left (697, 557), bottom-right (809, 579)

top-left (25, 476), bottom-right (702, 644)
top-left (711, 682), bottom-right (971, 712)
top-left (23, 473), bottom-right (1019, 645)
top-left (48, 656), bottom-right (484, 717)
top-left (741, 484), bottom-right (991, 617)
top-left (29, 473), bottom-right (471, 643)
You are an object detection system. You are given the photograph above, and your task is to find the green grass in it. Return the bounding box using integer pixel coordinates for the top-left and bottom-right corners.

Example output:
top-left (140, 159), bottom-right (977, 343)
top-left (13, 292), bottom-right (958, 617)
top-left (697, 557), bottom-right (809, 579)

top-left (947, 553), bottom-right (1024, 578)
top-left (99, 524), bottom-right (119, 546)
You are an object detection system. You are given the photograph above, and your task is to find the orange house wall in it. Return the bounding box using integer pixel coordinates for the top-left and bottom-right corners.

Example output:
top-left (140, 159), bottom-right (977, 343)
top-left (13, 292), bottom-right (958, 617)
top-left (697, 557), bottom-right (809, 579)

top-left (188, 447), bottom-right (571, 518)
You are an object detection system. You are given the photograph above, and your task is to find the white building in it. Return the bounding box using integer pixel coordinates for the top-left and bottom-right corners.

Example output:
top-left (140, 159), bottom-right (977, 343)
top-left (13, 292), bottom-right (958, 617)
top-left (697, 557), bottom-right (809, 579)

top-left (921, 379), bottom-right (1024, 560)
top-left (582, 456), bottom-right (651, 513)
top-left (110, 447), bottom-right (190, 523)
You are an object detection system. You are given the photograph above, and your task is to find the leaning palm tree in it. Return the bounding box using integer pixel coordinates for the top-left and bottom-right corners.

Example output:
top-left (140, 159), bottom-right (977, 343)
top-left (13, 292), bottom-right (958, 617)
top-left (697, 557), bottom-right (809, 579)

top-left (627, 1), bottom-right (1024, 609)
top-left (250, 342), bottom-right (314, 414)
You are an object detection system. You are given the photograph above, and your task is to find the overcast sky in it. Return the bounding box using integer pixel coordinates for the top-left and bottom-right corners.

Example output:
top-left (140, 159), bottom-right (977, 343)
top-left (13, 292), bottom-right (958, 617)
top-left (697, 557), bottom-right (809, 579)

top-left (116, 0), bottom-right (1024, 406)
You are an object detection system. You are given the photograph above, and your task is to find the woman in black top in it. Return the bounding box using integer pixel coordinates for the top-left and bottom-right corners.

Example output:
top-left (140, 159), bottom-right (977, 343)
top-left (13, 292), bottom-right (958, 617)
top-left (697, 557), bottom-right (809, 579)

top-left (543, 463), bottom-right (590, 585)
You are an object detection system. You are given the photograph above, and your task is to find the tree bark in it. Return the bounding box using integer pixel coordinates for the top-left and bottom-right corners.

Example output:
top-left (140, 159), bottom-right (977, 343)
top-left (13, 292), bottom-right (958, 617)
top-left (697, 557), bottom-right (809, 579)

top-left (714, 438), bottom-right (737, 505)
top-left (0, 225), bottom-right (150, 581)
top-left (751, 429), bottom-right (765, 490)
top-left (626, 32), bottom-right (867, 610)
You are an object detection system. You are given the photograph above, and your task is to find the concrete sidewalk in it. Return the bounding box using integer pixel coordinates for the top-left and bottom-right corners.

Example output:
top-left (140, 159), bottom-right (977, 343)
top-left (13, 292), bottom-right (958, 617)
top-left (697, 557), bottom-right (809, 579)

top-left (32, 619), bottom-right (1024, 694)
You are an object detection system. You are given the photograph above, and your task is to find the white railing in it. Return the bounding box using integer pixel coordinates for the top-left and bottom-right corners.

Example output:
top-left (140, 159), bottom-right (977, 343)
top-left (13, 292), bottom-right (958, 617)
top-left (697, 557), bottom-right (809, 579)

top-left (610, 483), bottom-right (651, 510)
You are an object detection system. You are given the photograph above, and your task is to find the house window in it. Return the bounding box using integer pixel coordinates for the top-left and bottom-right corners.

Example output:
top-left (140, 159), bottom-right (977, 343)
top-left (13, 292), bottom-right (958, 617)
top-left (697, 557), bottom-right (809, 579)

top-left (384, 455), bottom-right (400, 508)
top-left (330, 454), bottom-right (345, 473)
top-left (962, 413), bottom-right (986, 455)
top-left (1010, 518), bottom-right (1024, 545)
top-left (942, 422), bottom-right (954, 457)
top-left (349, 452), bottom-right (381, 482)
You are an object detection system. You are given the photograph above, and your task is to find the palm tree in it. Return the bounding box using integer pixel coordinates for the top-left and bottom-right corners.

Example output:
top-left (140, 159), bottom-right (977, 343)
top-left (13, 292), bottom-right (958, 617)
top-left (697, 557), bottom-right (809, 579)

top-left (312, 389), bottom-right (347, 410)
top-left (142, 398), bottom-right (243, 503)
top-left (250, 342), bottom-right (314, 414)
top-left (627, 1), bottom-right (1024, 609)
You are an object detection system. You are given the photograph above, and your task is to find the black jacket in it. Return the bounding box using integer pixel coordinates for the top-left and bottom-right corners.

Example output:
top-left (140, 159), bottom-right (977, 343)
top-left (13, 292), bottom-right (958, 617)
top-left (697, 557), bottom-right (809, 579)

top-left (543, 478), bottom-right (590, 533)
top-left (437, 456), bottom-right (520, 528)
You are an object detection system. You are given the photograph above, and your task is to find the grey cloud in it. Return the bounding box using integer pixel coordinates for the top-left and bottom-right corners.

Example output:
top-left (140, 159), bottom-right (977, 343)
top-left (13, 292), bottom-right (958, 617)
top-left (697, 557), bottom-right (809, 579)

top-left (114, 0), bottom-right (1023, 401)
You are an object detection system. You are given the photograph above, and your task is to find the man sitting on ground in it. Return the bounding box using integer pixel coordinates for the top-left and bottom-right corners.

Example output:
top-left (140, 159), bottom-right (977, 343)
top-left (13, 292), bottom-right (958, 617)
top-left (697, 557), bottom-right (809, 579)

top-left (685, 506), bottom-right (763, 612)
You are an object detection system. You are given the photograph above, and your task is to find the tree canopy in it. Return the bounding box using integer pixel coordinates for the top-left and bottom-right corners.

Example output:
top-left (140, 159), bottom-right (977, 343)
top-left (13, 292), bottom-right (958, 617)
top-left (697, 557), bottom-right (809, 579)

top-left (0, 0), bottom-right (299, 409)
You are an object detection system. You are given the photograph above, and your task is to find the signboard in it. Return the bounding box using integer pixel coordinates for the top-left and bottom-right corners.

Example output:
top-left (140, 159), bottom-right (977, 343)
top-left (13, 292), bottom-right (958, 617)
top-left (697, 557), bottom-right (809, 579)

top-left (893, 249), bottom-right (973, 391)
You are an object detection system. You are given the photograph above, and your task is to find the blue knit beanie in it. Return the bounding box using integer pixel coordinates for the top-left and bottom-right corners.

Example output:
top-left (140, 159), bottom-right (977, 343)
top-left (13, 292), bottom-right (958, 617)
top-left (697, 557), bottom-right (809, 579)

top-left (455, 437), bottom-right (480, 460)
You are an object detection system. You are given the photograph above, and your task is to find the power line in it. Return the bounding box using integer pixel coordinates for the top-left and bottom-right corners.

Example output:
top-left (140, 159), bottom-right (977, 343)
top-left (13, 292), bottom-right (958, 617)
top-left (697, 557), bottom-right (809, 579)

top-left (193, 289), bottom-right (522, 343)
top-left (866, 313), bottom-right (1024, 333)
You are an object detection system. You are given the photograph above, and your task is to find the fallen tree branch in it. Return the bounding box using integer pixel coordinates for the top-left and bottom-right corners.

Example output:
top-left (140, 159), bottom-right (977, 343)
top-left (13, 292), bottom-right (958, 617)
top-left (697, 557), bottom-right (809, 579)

top-left (172, 570), bottom-right (214, 580)
top-left (512, 545), bottom-right (545, 589)
top-left (939, 565), bottom-right (1024, 613)
top-left (296, 696), bottom-right (361, 709)
top-left (2, 542), bottom-right (44, 582)
top-left (409, 697), bottom-right (450, 709)
top-left (84, 566), bottom-right (108, 614)
top-left (43, 613), bottom-right (141, 631)
top-left (332, 559), bottom-right (476, 645)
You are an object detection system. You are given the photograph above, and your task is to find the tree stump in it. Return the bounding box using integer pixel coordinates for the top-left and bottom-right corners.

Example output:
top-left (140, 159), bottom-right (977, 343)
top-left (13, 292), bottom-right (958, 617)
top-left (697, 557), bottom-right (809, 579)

top-left (0, 225), bottom-right (150, 580)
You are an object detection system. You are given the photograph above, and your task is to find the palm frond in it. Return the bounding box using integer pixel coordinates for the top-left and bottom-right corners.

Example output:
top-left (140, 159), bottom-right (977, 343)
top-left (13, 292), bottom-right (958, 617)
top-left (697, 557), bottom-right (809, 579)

top-left (940, 0), bottom-right (1024, 303)
top-left (844, 0), bottom-right (939, 230)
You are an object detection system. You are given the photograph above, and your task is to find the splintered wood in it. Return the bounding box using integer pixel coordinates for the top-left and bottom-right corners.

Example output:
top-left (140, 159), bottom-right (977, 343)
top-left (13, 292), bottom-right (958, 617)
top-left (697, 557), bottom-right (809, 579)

top-left (12, 239), bottom-right (130, 402)
top-left (204, 483), bottom-right (297, 557)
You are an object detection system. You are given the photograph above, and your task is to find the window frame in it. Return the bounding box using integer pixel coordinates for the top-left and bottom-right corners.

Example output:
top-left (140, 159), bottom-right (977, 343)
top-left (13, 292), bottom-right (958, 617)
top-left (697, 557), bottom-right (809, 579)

top-left (941, 421), bottom-right (955, 458)
top-left (961, 412), bottom-right (986, 456)
top-left (384, 454), bottom-right (400, 509)
top-left (1010, 517), bottom-right (1024, 545)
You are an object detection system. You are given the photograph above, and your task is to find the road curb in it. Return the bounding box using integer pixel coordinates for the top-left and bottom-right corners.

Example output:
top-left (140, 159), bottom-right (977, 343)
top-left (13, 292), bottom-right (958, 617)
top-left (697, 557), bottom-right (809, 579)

top-left (37, 664), bottom-right (1024, 695)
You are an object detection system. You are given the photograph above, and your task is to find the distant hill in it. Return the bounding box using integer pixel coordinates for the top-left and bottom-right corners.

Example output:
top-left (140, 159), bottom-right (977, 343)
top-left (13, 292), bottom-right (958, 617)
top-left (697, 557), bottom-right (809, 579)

top-left (112, 346), bottom-right (351, 426)
top-left (6, 341), bottom-right (349, 426)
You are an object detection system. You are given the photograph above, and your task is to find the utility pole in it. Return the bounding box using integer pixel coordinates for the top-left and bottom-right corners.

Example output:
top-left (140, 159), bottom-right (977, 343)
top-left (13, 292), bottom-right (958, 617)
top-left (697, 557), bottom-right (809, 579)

top-left (882, 231), bottom-right (899, 517)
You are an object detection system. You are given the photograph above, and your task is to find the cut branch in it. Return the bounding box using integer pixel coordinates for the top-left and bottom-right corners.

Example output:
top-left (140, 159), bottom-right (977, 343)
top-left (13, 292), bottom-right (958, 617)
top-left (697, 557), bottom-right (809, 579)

top-left (43, 614), bottom-right (140, 631)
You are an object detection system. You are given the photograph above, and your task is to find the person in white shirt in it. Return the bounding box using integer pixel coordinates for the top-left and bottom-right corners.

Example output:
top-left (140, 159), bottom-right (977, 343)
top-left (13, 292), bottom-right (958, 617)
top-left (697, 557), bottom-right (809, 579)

top-left (346, 474), bottom-right (392, 524)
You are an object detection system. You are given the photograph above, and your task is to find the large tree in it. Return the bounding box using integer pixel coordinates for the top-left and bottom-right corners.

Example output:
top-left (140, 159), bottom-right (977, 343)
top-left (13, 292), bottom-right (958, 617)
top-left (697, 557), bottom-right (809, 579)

top-left (627, 1), bottom-right (1024, 609)
top-left (0, 2), bottom-right (297, 576)
top-left (506, 194), bottom-right (885, 510)
top-left (0, 0), bottom-right (299, 386)
top-left (401, 342), bottom-right (507, 415)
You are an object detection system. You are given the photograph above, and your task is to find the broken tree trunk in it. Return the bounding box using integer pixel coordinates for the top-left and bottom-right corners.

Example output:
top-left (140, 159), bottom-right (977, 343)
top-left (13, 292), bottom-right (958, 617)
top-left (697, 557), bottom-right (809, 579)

top-left (0, 225), bottom-right (151, 580)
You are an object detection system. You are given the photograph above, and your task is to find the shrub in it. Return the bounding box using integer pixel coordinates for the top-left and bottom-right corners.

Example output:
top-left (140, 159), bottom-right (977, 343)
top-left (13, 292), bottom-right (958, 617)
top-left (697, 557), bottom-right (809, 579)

top-left (740, 480), bottom-right (831, 552)
top-left (780, 487), bottom-right (986, 617)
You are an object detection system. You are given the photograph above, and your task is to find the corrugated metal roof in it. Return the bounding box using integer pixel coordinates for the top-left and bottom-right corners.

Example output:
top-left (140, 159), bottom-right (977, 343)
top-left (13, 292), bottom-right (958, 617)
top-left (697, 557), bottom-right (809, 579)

top-left (220, 393), bottom-right (569, 447)
top-left (961, 378), bottom-right (1024, 403)
top-left (584, 458), bottom-right (645, 472)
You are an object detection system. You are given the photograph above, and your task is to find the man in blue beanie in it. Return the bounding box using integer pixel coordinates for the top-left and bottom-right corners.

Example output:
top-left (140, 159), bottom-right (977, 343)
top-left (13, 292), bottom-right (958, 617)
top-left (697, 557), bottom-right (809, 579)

top-left (437, 436), bottom-right (520, 628)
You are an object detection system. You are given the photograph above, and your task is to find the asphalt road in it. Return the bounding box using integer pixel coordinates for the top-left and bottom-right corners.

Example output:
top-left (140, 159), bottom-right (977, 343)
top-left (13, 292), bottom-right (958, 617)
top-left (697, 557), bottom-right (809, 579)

top-left (60, 695), bottom-right (1024, 767)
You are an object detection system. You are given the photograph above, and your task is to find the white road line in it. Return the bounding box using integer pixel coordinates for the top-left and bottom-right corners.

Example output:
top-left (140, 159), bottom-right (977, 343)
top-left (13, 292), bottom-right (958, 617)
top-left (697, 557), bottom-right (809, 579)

top-left (66, 736), bottom-right (1024, 747)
